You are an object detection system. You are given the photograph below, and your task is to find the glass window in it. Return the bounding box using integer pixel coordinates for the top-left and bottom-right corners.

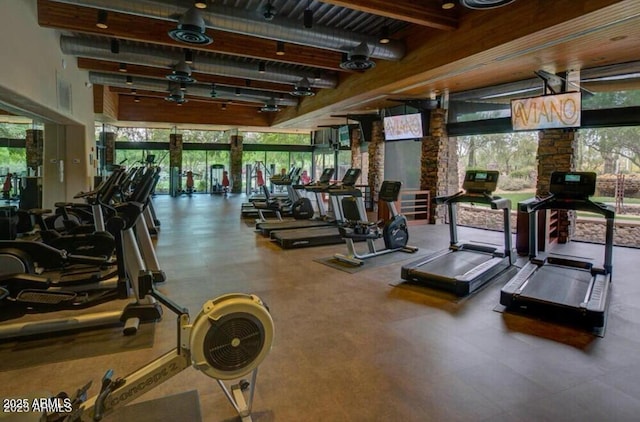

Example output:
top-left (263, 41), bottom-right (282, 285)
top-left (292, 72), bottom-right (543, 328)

top-left (384, 140), bottom-right (421, 189)
top-left (115, 128), bottom-right (172, 142)
top-left (241, 131), bottom-right (310, 145)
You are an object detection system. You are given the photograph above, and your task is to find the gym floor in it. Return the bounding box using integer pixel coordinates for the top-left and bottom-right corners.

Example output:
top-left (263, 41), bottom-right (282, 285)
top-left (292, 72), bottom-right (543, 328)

top-left (1, 193), bottom-right (640, 421)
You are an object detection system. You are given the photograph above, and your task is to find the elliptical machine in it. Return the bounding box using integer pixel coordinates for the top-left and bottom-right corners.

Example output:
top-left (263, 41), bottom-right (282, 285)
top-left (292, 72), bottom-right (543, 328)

top-left (334, 180), bottom-right (418, 266)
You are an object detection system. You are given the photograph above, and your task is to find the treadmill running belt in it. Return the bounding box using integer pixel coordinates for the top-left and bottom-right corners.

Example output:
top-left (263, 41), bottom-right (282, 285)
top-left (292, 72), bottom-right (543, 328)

top-left (413, 250), bottom-right (491, 279)
top-left (520, 265), bottom-right (592, 308)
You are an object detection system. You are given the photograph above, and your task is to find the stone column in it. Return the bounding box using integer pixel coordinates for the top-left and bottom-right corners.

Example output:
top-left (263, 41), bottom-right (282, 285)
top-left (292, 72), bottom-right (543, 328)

top-left (537, 129), bottom-right (577, 242)
top-left (102, 131), bottom-right (116, 166)
top-left (230, 134), bottom-right (243, 194)
top-left (25, 129), bottom-right (44, 172)
top-left (350, 126), bottom-right (362, 170)
top-left (420, 109), bottom-right (457, 224)
top-left (367, 120), bottom-right (384, 211)
top-left (170, 133), bottom-right (183, 193)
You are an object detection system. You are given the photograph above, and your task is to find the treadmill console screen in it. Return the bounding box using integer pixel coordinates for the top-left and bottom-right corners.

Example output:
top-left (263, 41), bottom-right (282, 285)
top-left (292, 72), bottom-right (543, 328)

top-left (549, 171), bottom-right (596, 197)
top-left (341, 168), bottom-right (362, 186)
top-left (318, 168), bottom-right (335, 183)
top-left (462, 170), bottom-right (499, 193)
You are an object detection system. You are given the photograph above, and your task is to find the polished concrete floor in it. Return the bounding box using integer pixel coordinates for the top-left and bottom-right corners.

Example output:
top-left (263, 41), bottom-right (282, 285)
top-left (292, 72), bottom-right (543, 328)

top-left (1, 193), bottom-right (640, 421)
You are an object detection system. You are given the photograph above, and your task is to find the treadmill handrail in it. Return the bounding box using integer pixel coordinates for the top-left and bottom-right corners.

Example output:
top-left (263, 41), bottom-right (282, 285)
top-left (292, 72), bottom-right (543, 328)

top-left (436, 191), bottom-right (511, 210)
top-left (521, 195), bottom-right (615, 219)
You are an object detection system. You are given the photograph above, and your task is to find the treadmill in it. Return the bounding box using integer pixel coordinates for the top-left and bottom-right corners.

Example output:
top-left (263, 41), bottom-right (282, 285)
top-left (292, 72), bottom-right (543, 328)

top-left (270, 169), bottom-right (364, 249)
top-left (255, 168), bottom-right (335, 235)
top-left (500, 171), bottom-right (614, 334)
top-left (401, 170), bottom-right (514, 296)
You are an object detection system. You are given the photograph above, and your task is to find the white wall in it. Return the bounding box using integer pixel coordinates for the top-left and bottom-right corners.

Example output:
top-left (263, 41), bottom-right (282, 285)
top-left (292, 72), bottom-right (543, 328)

top-left (0, 0), bottom-right (95, 206)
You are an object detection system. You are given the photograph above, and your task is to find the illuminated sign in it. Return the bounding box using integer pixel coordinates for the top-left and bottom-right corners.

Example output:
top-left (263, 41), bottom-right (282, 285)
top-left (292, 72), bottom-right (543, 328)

top-left (383, 113), bottom-right (424, 141)
top-left (511, 92), bottom-right (581, 131)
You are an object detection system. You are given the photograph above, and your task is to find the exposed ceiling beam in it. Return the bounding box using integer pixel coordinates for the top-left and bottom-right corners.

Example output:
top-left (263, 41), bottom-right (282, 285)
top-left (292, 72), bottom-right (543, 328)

top-left (37, 0), bottom-right (345, 72)
top-left (319, 0), bottom-right (458, 30)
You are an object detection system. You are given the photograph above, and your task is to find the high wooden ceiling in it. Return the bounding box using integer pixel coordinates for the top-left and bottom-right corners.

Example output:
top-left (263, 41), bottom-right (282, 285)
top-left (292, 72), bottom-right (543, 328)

top-left (37, 0), bottom-right (640, 132)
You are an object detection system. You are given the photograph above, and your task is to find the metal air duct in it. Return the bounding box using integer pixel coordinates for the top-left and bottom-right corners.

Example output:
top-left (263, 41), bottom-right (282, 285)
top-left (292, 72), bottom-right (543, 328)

top-left (60, 35), bottom-right (337, 89)
top-left (89, 72), bottom-right (299, 106)
top-left (52, 0), bottom-right (405, 61)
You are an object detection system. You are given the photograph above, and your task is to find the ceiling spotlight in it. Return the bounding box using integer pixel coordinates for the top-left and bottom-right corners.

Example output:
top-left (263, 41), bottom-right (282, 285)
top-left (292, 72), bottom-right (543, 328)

top-left (235, 87), bottom-right (241, 96)
top-left (276, 41), bottom-right (285, 56)
top-left (221, 103), bottom-right (227, 111)
top-left (210, 83), bottom-right (217, 98)
top-left (130, 88), bottom-right (137, 94)
top-left (118, 62), bottom-right (127, 72)
top-left (258, 62), bottom-right (266, 73)
top-left (110, 39), bottom-right (120, 54)
top-left (441, 0), bottom-right (456, 9)
top-left (134, 96), bottom-right (141, 103)
top-left (166, 60), bottom-right (196, 83)
top-left (290, 77), bottom-right (315, 97)
top-left (125, 75), bottom-right (133, 85)
top-left (96, 10), bottom-right (108, 29)
top-left (194, 1), bottom-right (207, 9)
top-left (378, 26), bottom-right (390, 44)
top-left (304, 1), bottom-right (313, 29)
top-left (263, 1), bottom-right (276, 21)
top-left (180, 82), bottom-right (187, 91)
top-left (184, 49), bottom-right (194, 64)
top-left (168, 7), bottom-right (213, 45)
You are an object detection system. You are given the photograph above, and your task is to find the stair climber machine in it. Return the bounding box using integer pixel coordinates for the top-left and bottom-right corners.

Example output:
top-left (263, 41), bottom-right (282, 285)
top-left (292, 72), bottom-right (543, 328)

top-left (500, 171), bottom-right (615, 335)
top-left (3, 277), bottom-right (274, 422)
top-left (401, 170), bottom-right (514, 296)
top-left (334, 181), bottom-right (418, 266)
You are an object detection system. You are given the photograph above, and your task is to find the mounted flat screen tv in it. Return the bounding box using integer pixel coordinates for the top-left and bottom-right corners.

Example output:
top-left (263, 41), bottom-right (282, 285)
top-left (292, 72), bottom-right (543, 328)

top-left (383, 112), bottom-right (424, 141)
top-left (338, 125), bottom-right (351, 147)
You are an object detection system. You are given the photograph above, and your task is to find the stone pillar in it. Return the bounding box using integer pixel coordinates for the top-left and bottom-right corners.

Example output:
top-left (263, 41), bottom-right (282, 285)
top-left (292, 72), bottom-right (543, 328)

top-left (25, 129), bottom-right (44, 172)
top-left (102, 131), bottom-right (116, 166)
top-left (170, 133), bottom-right (183, 193)
top-left (230, 134), bottom-right (243, 194)
top-left (420, 109), bottom-right (456, 224)
top-left (537, 129), bottom-right (578, 242)
top-left (367, 120), bottom-right (384, 211)
top-left (350, 126), bottom-right (362, 170)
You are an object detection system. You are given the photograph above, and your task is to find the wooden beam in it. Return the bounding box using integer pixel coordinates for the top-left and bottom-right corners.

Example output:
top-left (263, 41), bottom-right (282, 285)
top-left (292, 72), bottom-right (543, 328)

top-left (117, 96), bottom-right (271, 126)
top-left (37, 0), bottom-right (345, 72)
top-left (320, 0), bottom-right (458, 30)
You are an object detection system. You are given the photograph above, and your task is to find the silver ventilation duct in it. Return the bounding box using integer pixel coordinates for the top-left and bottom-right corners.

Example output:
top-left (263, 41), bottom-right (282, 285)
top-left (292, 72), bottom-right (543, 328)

top-left (60, 35), bottom-right (337, 89)
top-left (51, 0), bottom-right (405, 61)
top-left (89, 72), bottom-right (299, 106)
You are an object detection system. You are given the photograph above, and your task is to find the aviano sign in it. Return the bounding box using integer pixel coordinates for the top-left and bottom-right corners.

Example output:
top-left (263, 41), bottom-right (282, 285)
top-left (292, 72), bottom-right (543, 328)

top-left (511, 92), bottom-right (581, 131)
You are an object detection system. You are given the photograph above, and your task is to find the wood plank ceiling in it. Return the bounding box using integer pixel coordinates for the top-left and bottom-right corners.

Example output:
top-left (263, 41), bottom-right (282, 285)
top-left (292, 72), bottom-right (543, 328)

top-left (37, 0), bottom-right (640, 131)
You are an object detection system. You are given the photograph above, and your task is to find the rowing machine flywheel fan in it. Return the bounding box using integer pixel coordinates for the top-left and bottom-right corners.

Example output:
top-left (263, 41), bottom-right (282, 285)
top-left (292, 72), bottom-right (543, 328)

top-left (190, 293), bottom-right (274, 380)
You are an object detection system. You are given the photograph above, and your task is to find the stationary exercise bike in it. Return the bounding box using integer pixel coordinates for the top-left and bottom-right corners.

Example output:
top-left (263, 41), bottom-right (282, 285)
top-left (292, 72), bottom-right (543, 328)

top-left (334, 180), bottom-right (418, 266)
top-left (11, 275), bottom-right (274, 422)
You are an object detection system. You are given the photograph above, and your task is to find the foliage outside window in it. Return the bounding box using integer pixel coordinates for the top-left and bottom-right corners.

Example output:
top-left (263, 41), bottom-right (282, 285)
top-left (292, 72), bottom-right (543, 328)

top-left (241, 131), bottom-right (310, 145)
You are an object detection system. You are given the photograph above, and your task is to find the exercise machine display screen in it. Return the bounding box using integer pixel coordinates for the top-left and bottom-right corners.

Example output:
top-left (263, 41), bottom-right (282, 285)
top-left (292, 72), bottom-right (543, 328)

top-left (549, 171), bottom-right (596, 197)
top-left (341, 168), bottom-right (362, 186)
top-left (462, 170), bottom-right (499, 193)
